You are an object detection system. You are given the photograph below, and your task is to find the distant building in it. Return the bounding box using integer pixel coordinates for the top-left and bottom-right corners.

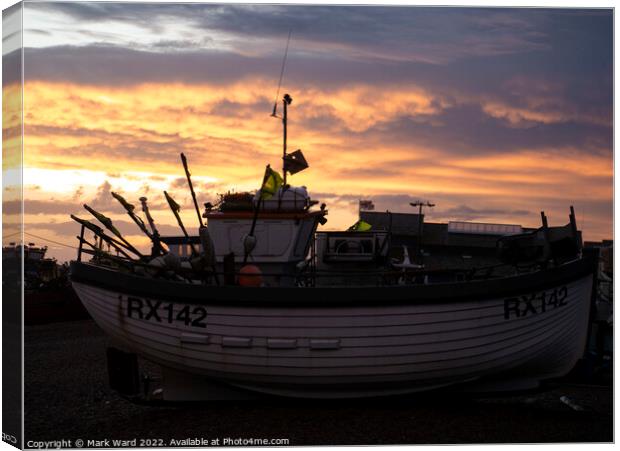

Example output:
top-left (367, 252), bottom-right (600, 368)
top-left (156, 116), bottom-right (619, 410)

top-left (361, 210), bottom-right (534, 272)
top-left (360, 211), bottom-right (423, 235)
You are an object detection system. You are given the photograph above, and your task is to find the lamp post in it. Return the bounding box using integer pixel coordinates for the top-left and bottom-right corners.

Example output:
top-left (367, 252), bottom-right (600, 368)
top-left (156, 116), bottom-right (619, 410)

top-left (410, 201), bottom-right (435, 264)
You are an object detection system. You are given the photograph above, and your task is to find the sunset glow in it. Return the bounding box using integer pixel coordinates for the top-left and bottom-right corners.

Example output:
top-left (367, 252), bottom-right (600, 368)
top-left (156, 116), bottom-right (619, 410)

top-left (4, 4), bottom-right (612, 261)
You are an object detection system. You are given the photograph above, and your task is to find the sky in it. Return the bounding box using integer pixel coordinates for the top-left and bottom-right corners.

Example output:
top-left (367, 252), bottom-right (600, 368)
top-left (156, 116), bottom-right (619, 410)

top-left (3, 3), bottom-right (613, 262)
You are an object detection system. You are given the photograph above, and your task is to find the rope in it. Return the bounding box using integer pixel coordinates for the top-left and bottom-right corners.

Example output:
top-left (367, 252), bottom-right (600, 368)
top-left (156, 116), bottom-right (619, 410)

top-left (22, 231), bottom-right (78, 250)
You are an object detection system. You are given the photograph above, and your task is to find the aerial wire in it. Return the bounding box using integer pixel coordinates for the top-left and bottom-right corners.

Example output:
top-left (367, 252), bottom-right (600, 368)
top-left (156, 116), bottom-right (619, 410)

top-left (272, 29), bottom-right (292, 116)
top-left (22, 231), bottom-right (78, 250)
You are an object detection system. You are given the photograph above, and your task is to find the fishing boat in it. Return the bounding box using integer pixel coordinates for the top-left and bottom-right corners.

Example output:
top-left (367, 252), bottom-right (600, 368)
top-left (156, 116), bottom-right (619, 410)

top-left (3, 242), bottom-right (89, 324)
top-left (69, 94), bottom-right (598, 400)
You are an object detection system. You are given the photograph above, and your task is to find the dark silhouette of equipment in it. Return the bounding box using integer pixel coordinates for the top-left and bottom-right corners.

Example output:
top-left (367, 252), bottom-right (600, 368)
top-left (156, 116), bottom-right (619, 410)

top-left (410, 201), bottom-right (435, 264)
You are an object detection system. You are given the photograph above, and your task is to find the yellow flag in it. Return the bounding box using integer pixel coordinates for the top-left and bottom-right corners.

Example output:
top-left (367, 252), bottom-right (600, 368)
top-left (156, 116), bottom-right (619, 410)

top-left (348, 220), bottom-right (372, 232)
top-left (260, 168), bottom-right (283, 200)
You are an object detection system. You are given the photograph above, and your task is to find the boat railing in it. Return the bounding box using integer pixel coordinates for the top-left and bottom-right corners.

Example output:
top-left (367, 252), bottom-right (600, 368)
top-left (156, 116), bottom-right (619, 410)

top-left (75, 239), bottom-right (539, 287)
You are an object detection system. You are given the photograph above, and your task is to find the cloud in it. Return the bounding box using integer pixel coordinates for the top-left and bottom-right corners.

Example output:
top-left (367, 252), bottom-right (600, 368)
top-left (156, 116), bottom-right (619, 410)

top-left (72, 186), bottom-right (84, 201)
top-left (318, 102), bottom-right (611, 160)
top-left (441, 204), bottom-right (530, 221)
top-left (7, 199), bottom-right (81, 216)
top-left (21, 36), bottom-right (612, 144)
top-left (90, 181), bottom-right (114, 209)
top-left (32, 218), bottom-right (185, 240)
top-left (18, 78), bottom-right (612, 212)
top-left (3, 49), bottom-right (21, 86)
top-left (24, 5), bottom-right (559, 64)
top-left (12, 6), bottom-right (614, 261)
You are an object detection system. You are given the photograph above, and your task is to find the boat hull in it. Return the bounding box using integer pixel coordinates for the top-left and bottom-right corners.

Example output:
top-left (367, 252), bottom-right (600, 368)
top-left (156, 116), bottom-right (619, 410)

top-left (70, 258), bottom-right (595, 398)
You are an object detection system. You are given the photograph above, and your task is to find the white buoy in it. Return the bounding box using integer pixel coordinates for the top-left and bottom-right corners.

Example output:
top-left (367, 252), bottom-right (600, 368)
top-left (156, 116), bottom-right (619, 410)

top-left (243, 234), bottom-right (257, 256)
top-left (199, 226), bottom-right (216, 266)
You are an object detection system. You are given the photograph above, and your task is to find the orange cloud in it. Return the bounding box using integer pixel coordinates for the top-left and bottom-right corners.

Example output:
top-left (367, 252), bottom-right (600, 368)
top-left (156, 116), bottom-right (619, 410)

top-left (11, 79), bottom-right (613, 261)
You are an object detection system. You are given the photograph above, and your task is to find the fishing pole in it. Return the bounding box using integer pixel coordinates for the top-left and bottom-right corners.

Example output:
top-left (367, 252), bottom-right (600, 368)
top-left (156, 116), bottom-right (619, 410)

top-left (139, 196), bottom-right (166, 255)
top-left (111, 192), bottom-right (166, 257)
top-left (243, 165), bottom-right (272, 264)
top-left (180, 153), bottom-right (204, 227)
top-left (83, 204), bottom-right (144, 258)
top-left (179, 153), bottom-right (220, 283)
top-left (111, 192), bottom-right (152, 238)
top-left (164, 190), bottom-right (199, 257)
top-left (70, 215), bottom-right (136, 260)
top-left (77, 237), bottom-right (149, 271)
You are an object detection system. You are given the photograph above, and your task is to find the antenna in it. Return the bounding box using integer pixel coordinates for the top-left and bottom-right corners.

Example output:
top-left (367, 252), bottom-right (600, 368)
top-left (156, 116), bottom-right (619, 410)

top-left (410, 200), bottom-right (435, 264)
top-left (271, 29), bottom-right (292, 118)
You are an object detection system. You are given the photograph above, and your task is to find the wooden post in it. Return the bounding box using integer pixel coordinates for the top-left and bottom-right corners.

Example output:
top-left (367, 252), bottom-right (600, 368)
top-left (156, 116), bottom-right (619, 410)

top-left (417, 203), bottom-right (423, 263)
top-left (569, 205), bottom-right (582, 253)
top-left (282, 97), bottom-right (288, 186)
top-left (540, 210), bottom-right (548, 229)
top-left (583, 247), bottom-right (600, 359)
top-left (540, 211), bottom-right (555, 265)
top-left (77, 224), bottom-right (85, 262)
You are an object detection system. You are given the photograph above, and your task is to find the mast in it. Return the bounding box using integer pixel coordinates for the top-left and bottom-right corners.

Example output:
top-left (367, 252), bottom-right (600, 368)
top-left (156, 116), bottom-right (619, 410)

top-left (270, 30), bottom-right (293, 186)
top-left (282, 93), bottom-right (292, 185)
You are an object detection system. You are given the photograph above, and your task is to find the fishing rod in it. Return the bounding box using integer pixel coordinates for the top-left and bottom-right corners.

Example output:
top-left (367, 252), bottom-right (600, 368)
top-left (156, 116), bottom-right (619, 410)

top-left (83, 204), bottom-right (144, 258)
top-left (178, 153), bottom-right (221, 284)
top-left (76, 236), bottom-right (136, 269)
top-left (139, 196), bottom-right (166, 255)
top-left (76, 217), bottom-right (135, 259)
top-left (111, 192), bottom-right (152, 238)
top-left (111, 192), bottom-right (166, 257)
top-left (71, 215), bottom-right (136, 260)
top-left (243, 165), bottom-right (272, 264)
top-left (180, 153), bottom-right (204, 227)
top-left (164, 190), bottom-right (199, 257)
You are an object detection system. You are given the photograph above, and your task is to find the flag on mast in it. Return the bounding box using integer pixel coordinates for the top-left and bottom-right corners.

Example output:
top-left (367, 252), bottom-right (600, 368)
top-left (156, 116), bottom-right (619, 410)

top-left (283, 149), bottom-right (308, 175)
top-left (260, 167), bottom-right (284, 200)
top-left (348, 219), bottom-right (372, 232)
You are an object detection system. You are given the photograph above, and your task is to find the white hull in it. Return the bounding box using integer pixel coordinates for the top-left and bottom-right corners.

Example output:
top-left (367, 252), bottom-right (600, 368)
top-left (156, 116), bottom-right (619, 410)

top-left (72, 273), bottom-right (593, 398)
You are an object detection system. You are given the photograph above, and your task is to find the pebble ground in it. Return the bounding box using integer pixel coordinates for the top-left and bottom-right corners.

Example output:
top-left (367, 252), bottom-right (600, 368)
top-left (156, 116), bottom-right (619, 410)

top-left (24, 320), bottom-right (613, 446)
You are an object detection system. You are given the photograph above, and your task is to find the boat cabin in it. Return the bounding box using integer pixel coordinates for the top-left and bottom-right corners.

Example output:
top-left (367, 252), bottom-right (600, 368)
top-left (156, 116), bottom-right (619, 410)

top-left (205, 210), bottom-right (325, 264)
